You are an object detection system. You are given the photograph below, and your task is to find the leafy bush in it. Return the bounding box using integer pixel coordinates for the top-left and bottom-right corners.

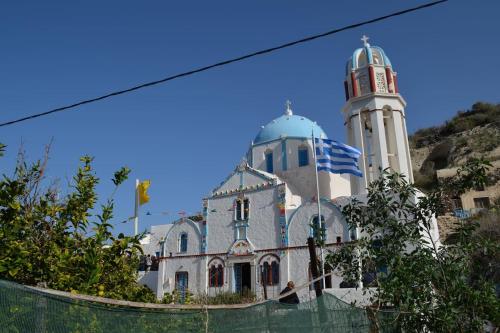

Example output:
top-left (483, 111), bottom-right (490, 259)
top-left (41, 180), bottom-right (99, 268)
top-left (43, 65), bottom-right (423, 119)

top-left (328, 159), bottom-right (499, 331)
top-left (0, 145), bottom-right (155, 302)
top-left (161, 289), bottom-right (194, 304)
top-left (194, 290), bottom-right (256, 305)
top-left (469, 210), bottom-right (500, 287)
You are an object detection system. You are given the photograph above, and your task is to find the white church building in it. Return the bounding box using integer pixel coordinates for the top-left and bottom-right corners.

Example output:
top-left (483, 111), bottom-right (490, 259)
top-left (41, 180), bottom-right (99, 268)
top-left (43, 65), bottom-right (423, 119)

top-left (139, 38), bottom-right (439, 300)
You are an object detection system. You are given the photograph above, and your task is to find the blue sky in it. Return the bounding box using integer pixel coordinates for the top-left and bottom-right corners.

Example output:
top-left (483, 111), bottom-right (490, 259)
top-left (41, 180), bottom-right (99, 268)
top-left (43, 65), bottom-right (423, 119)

top-left (1, 0), bottom-right (498, 235)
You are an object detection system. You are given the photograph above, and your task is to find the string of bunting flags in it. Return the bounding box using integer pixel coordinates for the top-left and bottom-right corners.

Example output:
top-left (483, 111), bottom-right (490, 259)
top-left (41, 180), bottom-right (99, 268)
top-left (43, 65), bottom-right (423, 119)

top-left (119, 210), bottom-right (204, 224)
top-left (213, 180), bottom-right (277, 197)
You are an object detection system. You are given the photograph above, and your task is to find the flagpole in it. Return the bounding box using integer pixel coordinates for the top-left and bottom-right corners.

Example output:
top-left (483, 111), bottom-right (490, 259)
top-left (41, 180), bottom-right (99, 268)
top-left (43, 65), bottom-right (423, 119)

top-left (312, 130), bottom-right (326, 288)
top-left (134, 179), bottom-right (139, 236)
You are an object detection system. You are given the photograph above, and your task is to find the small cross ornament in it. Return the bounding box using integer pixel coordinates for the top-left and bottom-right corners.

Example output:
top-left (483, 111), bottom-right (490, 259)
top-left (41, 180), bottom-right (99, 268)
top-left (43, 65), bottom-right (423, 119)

top-left (285, 100), bottom-right (293, 115)
top-left (361, 35), bottom-right (370, 47)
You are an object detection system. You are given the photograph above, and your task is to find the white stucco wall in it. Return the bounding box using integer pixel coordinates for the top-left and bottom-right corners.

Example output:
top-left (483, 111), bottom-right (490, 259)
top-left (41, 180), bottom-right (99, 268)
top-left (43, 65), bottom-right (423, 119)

top-left (215, 168), bottom-right (276, 194)
top-left (161, 256), bottom-right (207, 295)
top-left (415, 191), bottom-right (441, 247)
top-left (287, 248), bottom-right (311, 299)
top-left (141, 224), bottom-right (172, 256)
top-left (287, 200), bottom-right (350, 247)
top-left (285, 183), bottom-right (302, 209)
top-left (251, 138), bottom-right (315, 177)
top-left (251, 140), bottom-right (281, 173)
top-left (342, 94), bottom-right (409, 194)
top-left (243, 171), bottom-right (273, 187)
top-left (153, 177), bottom-right (352, 299)
top-left (205, 194), bottom-right (237, 254)
top-left (253, 252), bottom-right (285, 299)
top-left (138, 271), bottom-right (159, 294)
top-left (206, 186), bottom-right (281, 253)
top-left (251, 138), bottom-right (351, 200)
top-left (164, 219), bottom-right (202, 256)
top-left (287, 246), bottom-right (345, 296)
top-left (342, 93), bottom-right (406, 116)
top-left (215, 172), bottom-right (242, 193)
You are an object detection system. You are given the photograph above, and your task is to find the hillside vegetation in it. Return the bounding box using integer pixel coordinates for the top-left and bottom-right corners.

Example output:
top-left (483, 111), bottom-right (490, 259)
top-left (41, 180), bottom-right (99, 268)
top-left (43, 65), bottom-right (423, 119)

top-left (410, 102), bottom-right (500, 190)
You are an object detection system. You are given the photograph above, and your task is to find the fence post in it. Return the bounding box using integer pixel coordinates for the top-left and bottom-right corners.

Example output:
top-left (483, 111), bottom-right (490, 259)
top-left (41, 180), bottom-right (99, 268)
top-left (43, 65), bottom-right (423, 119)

top-left (307, 237), bottom-right (322, 297)
top-left (35, 282), bottom-right (48, 333)
top-left (308, 237), bottom-right (329, 331)
top-left (260, 267), bottom-right (268, 300)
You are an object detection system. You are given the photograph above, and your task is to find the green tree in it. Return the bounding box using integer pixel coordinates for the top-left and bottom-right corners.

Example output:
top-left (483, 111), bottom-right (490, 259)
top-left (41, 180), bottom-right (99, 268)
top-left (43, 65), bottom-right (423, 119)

top-left (327, 159), bottom-right (499, 332)
top-left (0, 147), bottom-right (155, 302)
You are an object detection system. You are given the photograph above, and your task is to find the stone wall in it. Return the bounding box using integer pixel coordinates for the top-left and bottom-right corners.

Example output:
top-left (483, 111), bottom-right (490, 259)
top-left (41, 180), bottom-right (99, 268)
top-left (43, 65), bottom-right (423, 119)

top-left (437, 214), bottom-right (459, 242)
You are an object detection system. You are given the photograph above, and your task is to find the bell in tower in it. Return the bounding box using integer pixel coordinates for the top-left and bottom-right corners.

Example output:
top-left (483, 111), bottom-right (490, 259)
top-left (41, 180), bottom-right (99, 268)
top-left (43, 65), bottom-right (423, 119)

top-left (343, 36), bottom-right (413, 195)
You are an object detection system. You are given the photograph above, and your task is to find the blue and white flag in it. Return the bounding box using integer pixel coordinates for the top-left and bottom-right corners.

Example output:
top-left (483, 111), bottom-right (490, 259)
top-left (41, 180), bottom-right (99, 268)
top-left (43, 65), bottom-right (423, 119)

top-left (315, 138), bottom-right (363, 177)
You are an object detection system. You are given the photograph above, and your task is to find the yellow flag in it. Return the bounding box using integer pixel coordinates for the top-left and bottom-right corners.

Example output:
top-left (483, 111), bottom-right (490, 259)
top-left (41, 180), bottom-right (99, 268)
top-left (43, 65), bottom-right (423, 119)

top-left (138, 180), bottom-right (151, 205)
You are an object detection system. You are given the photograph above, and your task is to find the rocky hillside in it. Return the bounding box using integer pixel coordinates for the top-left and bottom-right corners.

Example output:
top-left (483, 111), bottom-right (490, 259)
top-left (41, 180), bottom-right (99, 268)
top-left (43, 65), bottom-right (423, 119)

top-left (409, 102), bottom-right (500, 191)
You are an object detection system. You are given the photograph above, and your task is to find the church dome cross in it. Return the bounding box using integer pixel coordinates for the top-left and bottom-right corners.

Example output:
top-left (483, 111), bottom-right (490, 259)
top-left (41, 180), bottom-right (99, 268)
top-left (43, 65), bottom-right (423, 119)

top-left (285, 100), bottom-right (293, 116)
top-left (361, 35), bottom-right (370, 47)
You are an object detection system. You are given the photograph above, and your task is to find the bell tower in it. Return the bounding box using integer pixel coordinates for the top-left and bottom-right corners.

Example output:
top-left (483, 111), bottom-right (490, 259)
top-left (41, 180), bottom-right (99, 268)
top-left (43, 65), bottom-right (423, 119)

top-left (343, 36), bottom-right (413, 195)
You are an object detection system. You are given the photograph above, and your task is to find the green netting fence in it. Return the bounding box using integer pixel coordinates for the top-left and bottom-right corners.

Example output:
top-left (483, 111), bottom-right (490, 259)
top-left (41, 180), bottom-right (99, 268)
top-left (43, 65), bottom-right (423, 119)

top-left (0, 279), bottom-right (400, 333)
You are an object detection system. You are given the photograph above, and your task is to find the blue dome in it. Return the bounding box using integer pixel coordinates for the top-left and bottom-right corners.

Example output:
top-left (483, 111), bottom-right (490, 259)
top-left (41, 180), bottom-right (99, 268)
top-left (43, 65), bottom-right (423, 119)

top-left (254, 114), bottom-right (327, 144)
top-left (346, 45), bottom-right (392, 75)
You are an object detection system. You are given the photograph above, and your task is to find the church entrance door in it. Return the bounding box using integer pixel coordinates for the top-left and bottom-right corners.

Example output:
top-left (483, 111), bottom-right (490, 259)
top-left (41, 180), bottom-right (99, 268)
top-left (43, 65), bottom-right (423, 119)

top-left (234, 262), bottom-right (251, 294)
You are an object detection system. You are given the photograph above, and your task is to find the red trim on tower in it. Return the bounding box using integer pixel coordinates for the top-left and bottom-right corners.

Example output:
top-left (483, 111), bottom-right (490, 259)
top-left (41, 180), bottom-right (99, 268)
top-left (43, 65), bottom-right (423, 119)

top-left (343, 80), bottom-right (350, 101)
top-left (368, 66), bottom-right (376, 92)
top-left (385, 67), bottom-right (393, 93)
top-left (350, 72), bottom-right (358, 97)
top-left (393, 73), bottom-right (399, 93)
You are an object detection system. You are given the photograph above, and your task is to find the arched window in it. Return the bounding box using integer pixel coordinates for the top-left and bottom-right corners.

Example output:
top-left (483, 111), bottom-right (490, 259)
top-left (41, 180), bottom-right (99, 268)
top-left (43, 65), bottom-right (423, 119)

top-left (372, 49), bottom-right (383, 65)
top-left (260, 256), bottom-right (279, 286)
top-left (357, 51), bottom-right (367, 68)
top-left (298, 146), bottom-right (309, 167)
top-left (271, 261), bottom-right (279, 285)
top-left (179, 233), bottom-right (188, 253)
top-left (263, 262), bottom-right (270, 285)
top-left (382, 108), bottom-right (397, 170)
top-left (209, 266), bottom-right (215, 286)
top-left (235, 198), bottom-right (250, 221)
top-left (310, 215), bottom-right (326, 242)
top-left (209, 264), bottom-right (224, 287)
top-left (265, 151), bottom-right (273, 173)
top-left (236, 199), bottom-right (242, 220)
top-left (234, 197), bottom-right (249, 240)
top-left (217, 264), bottom-right (224, 285)
top-left (243, 199), bottom-right (249, 219)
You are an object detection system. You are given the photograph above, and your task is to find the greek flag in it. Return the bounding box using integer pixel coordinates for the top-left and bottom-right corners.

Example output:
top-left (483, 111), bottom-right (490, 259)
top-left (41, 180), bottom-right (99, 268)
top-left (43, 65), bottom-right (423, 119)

top-left (315, 138), bottom-right (363, 177)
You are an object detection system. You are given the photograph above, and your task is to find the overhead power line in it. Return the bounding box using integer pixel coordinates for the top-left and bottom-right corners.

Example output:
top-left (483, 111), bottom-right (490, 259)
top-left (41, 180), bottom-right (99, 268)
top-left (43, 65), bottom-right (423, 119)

top-left (0, 0), bottom-right (448, 128)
